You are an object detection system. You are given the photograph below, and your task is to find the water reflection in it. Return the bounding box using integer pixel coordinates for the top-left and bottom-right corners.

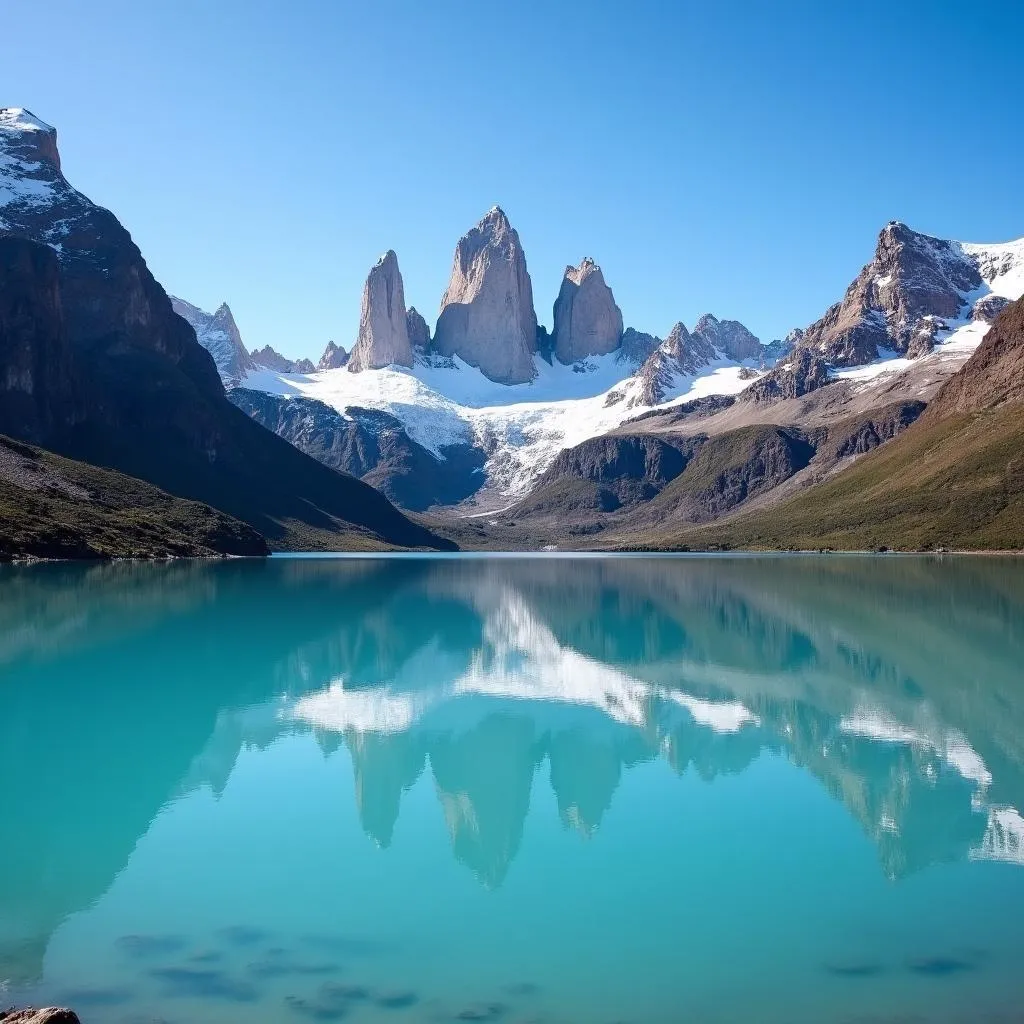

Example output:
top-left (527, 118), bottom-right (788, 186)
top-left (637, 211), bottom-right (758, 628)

top-left (2, 555), bottom-right (1024, 984)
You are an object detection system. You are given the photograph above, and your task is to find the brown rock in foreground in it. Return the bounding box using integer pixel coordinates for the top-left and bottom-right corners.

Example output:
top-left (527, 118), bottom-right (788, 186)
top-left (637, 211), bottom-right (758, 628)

top-left (1, 1009), bottom-right (81, 1024)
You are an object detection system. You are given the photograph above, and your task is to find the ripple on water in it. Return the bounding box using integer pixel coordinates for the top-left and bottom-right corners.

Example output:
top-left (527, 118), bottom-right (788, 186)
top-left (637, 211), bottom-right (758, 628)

top-left (115, 935), bottom-right (188, 958)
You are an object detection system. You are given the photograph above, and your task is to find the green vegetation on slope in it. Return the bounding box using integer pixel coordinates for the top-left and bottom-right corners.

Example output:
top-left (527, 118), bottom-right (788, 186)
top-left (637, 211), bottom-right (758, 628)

top-left (0, 434), bottom-right (268, 560)
top-left (633, 405), bottom-right (1024, 551)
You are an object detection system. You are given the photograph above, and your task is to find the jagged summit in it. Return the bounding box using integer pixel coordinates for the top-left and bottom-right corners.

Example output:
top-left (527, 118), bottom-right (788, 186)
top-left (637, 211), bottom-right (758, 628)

top-left (553, 257), bottom-right (623, 364)
top-left (170, 296), bottom-right (253, 384)
top-left (348, 248), bottom-right (413, 372)
top-left (434, 206), bottom-right (538, 384)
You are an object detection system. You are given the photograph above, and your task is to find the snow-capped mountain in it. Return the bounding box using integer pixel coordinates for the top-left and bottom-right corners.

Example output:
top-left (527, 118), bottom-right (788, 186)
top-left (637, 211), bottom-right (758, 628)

top-left (222, 208), bottom-right (1023, 512)
top-left (170, 296), bottom-right (254, 383)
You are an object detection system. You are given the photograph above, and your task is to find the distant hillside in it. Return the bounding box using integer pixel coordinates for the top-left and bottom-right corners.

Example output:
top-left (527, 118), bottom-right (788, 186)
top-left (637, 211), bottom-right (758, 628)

top-left (635, 297), bottom-right (1024, 552)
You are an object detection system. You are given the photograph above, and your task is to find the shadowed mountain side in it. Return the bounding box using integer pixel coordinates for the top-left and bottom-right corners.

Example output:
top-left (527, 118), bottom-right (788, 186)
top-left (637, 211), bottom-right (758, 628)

top-left (230, 389), bottom-right (486, 512)
top-left (0, 433), bottom-right (267, 559)
top-left (0, 118), bottom-right (448, 553)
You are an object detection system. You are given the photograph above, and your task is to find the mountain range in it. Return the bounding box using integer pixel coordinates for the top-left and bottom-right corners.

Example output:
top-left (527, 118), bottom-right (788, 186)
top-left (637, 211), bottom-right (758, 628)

top-left (1, 104), bottom-right (1023, 556)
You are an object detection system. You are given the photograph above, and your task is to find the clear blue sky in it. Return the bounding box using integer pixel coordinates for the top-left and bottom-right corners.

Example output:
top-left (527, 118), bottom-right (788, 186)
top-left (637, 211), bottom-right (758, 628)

top-left (4, 0), bottom-right (1023, 359)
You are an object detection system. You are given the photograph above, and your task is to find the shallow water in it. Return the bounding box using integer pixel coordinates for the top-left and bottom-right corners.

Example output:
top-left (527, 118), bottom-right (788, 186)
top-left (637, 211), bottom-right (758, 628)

top-left (2, 554), bottom-right (1024, 1023)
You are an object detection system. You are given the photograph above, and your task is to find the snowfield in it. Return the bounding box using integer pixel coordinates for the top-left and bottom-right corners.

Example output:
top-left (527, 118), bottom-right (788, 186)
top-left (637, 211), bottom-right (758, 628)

top-left (242, 351), bottom-right (762, 499)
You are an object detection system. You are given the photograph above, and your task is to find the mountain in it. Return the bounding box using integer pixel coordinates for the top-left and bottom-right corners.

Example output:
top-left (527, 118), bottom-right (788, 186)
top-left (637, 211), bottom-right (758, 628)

top-left (433, 207), bottom-right (539, 384)
top-left (347, 250), bottom-right (413, 371)
top-left (250, 344), bottom-right (315, 373)
top-left (170, 296), bottom-right (254, 383)
top-left (638, 296), bottom-right (1024, 551)
top-left (0, 107), bottom-right (449, 552)
top-left (318, 340), bottom-right (349, 370)
top-left (796, 221), bottom-right (1023, 367)
top-left (552, 257), bottom-right (623, 364)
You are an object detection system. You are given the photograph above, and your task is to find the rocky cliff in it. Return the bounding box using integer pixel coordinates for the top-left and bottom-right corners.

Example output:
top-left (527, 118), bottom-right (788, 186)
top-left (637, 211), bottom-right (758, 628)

top-left (552, 257), bottom-right (623, 364)
top-left (250, 345), bottom-right (315, 373)
top-left (433, 207), bottom-right (538, 383)
top-left (348, 250), bottom-right (414, 372)
top-left (406, 306), bottom-right (431, 352)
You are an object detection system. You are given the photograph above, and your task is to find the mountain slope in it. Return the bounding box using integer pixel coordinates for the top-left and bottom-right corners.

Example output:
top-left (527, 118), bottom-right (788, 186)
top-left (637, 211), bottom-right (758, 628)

top-left (635, 298), bottom-right (1024, 551)
top-left (0, 433), bottom-right (266, 560)
top-left (0, 108), bottom-right (448, 551)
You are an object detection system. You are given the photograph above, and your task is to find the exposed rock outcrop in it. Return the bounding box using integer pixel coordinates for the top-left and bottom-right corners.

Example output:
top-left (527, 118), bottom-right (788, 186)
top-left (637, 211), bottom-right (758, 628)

top-left (433, 207), bottom-right (538, 383)
top-left (318, 340), bottom-right (349, 370)
top-left (619, 327), bottom-right (660, 364)
top-left (743, 348), bottom-right (831, 405)
top-left (552, 257), bottom-right (623, 364)
top-left (692, 314), bottom-right (762, 361)
top-left (799, 222), bottom-right (983, 366)
top-left (634, 322), bottom-right (716, 406)
top-left (171, 297), bottom-right (253, 384)
top-left (348, 250), bottom-right (414, 372)
top-left (406, 307), bottom-right (431, 352)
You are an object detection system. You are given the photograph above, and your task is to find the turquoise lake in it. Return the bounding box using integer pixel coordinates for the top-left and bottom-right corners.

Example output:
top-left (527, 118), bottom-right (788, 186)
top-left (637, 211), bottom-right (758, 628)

top-left (2, 554), bottom-right (1024, 1023)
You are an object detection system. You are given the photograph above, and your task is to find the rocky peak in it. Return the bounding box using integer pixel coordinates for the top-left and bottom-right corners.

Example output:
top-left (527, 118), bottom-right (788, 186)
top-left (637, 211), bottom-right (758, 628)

top-left (798, 222), bottom-right (985, 366)
top-left (0, 107), bottom-right (61, 171)
top-left (318, 340), bottom-right (349, 370)
top-left (618, 327), bottom-right (660, 364)
top-left (250, 345), bottom-right (313, 374)
top-left (692, 313), bottom-right (762, 362)
top-left (348, 250), bottom-right (413, 373)
top-left (171, 296), bottom-right (253, 384)
top-left (406, 306), bottom-right (431, 351)
top-left (632, 322), bottom-right (717, 406)
top-left (433, 206), bottom-right (538, 384)
top-left (553, 257), bottom-right (623, 364)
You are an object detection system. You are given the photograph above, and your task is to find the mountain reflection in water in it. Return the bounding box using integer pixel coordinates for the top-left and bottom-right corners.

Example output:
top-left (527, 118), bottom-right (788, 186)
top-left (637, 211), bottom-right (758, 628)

top-left (2, 554), bottom-right (1023, 991)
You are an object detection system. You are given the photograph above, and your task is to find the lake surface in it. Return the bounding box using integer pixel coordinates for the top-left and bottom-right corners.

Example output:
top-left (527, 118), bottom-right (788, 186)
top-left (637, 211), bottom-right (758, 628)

top-left (2, 555), bottom-right (1024, 1023)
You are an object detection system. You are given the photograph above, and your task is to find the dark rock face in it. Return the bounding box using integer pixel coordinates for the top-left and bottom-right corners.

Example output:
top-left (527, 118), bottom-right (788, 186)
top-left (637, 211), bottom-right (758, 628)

top-left (230, 389), bottom-right (486, 511)
top-left (743, 348), bottom-right (831, 405)
top-left (824, 401), bottom-right (926, 460)
top-left (0, 238), bottom-right (77, 443)
top-left (0, 108), bottom-right (446, 551)
top-left (318, 340), bottom-right (349, 370)
top-left (659, 426), bottom-right (816, 522)
top-left (528, 434), bottom-right (704, 512)
top-left (552, 257), bottom-right (623, 364)
top-left (692, 314), bottom-right (762, 361)
top-left (799, 222), bottom-right (982, 366)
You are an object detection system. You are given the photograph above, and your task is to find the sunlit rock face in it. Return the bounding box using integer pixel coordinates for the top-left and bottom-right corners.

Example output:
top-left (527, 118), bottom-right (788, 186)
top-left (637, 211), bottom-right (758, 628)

top-left (553, 257), bottom-right (623, 364)
top-left (348, 250), bottom-right (414, 372)
top-left (433, 207), bottom-right (538, 384)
